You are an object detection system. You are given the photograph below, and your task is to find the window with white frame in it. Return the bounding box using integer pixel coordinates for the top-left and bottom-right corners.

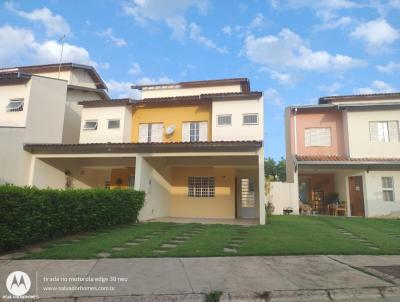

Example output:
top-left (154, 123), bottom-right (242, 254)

top-left (188, 176), bottom-right (215, 197)
top-left (370, 121), bottom-right (399, 143)
top-left (382, 177), bottom-right (395, 201)
top-left (108, 119), bottom-right (120, 129)
top-left (182, 121), bottom-right (208, 142)
top-left (217, 114), bottom-right (232, 126)
top-left (83, 120), bottom-right (98, 130)
top-left (6, 99), bottom-right (24, 112)
top-left (304, 128), bottom-right (331, 147)
top-left (138, 123), bottom-right (163, 143)
top-left (243, 113), bottom-right (258, 125)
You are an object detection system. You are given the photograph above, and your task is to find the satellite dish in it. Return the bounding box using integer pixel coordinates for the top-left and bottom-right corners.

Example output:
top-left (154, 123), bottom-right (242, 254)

top-left (165, 125), bottom-right (176, 135)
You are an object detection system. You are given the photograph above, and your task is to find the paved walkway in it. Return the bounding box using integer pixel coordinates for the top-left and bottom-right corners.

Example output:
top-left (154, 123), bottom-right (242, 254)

top-left (149, 217), bottom-right (259, 225)
top-left (0, 255), bottom-right (399, 301)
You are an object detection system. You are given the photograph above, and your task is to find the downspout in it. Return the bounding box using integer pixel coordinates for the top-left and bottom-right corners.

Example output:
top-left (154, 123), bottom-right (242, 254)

top-left (293, 108), bottom-right (298, 154)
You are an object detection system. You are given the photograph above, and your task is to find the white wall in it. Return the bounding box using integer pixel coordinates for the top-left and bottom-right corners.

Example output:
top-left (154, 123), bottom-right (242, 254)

top-left (364, 170), bottom-right (400, 217)
top-left (268, 182), bottom-right (299, 215)
top-left (346, 109), bottom-right (400, 158)
top-left (79, 106), bottom-right (132, 143)
top-left (212, 97), bottom-right (263, 141)
top-left (141, 84), bottom-right (242, 99)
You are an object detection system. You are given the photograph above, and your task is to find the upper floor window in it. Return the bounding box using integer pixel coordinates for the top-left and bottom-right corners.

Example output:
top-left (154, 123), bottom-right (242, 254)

top-left (304, 128), bottom-right (331, 147)
top-left (6, 99), bottom-right (24, 112)
top-left (382, 177), bottom-right (394, 201)
top-left (182, 121), bottom-right (208, 142)
top-left (83, 120), bottom-right (98, 130)
top-left (217, 114), bottom-right (232, 126)
top-left (243, 113), bottom-right (258, 125)
top-left (188, 176), bottom-right (215, 197)
top-left (139, 123), bottom-right (163, 143)
top-left (370, 121), bottom-right (399, 143)
top-left (108, 119), bottom-right (120, 129)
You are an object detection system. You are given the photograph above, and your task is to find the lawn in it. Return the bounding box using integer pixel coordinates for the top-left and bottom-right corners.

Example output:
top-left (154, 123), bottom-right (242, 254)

top-left (21, 216), bottom-right (400, 259)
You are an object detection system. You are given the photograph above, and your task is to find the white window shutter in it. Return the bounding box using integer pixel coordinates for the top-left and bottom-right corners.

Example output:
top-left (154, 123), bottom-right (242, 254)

top-left (182, 122), bottom-right (190, 142)
top-left (304, 129), bottom-right (311, 147)
top-left (369, 122), bottom-right (379, 143)
top-left (388, 121), bottom-right (399, 142)
top-left (139, 124), bottom-right (148, 143)
top-left (199, 122), bottom-right (208, 141)
top-left (151, 123), bottom-right (164, 142)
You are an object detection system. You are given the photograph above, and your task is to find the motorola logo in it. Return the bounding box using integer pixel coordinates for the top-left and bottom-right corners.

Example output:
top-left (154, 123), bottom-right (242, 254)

top-left (6, 271), bottom-right (31, 296)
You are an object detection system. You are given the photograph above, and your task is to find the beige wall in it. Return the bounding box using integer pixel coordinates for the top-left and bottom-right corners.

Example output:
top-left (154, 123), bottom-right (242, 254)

top-left (170, 166), bottom-right (236, 219)
top-left (346, 109), bottom-right (400, 158)
top-left (0, 82), bottom-right (31, 127)
top-left (141, 84), bottom-right (242, 99)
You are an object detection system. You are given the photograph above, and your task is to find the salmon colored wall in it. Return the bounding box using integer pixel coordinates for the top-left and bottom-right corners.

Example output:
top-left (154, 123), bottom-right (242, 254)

top-left (110, 167), bottom-right (135, 189)
top-left (131, 103), bottom-right (212, 142)
top-left (170, 167), bottom-right (236, 219)
top-left (290, 110), bottom-right (345, 156)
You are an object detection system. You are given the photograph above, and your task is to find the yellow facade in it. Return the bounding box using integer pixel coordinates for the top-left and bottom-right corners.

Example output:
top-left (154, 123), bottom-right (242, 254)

top-left (131, 103), bottom-right (212, 142)
top-left (110, 167), bottom-right (135, 189)
top-left (170, 167), bottom-right (236, 219)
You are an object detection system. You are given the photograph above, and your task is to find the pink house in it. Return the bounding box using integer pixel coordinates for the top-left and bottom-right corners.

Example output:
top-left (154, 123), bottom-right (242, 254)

top-left (285, 93), bottom-right (400, 217)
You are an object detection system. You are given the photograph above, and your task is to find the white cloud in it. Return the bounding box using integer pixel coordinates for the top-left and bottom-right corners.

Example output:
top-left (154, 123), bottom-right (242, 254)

top-left (376, 61), bottom-right (400, 74)
top-left (221, 25), bottom-right (232, 35)
top-left (249, 13), bottom-right (265, 29)
top-left (319, 82), bottom-right (342, 95)
top-left (316, 11), bottom-right (353, 30)
top-left (390, 0), bottom-right (400, 8)
top-left (350, 19), bottom-right (399, 52)
top-left (354, 80), bottom-right (396, 94)
top-left (136, 76), bottom-right (174, 85)
top-left (189, 23), bottom-right (228, 54)
top-left (99, 28), bottom-right (127, 47)
top-left (264, 88), bottom-right (284, 108)
top-left (106, 80), bottom-right (141, 99)
top-left (123, 0), bottom-right (208, 38)
top-left (0, 25), bottom-right (98, 67)
top-left (128, 62), bottom-right (141, 75)
top-left (278, 0), bottom-right (357, 10)
top-left (244, 29), bottom-right (365, 72)
top-left (5, 2), bottom-right (70, 37)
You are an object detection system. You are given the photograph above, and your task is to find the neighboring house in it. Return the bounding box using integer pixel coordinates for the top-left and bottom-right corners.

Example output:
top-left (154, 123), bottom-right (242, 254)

top-left (285, 93), bottom-right (400, 217)
top-left (0, 63), bottom-right (108, 186)
top-left (20, 77), bottom-right (266, 224)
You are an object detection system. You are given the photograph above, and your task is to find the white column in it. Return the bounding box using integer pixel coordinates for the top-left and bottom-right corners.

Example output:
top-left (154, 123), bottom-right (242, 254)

top-left (27, 155), bottom-right (37, 186)
top-left (258, 148), bottom-right (266, 225)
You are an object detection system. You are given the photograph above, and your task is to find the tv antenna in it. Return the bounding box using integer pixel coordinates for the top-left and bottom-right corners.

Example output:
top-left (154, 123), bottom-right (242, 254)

top-left (58, 34), bottom-right (66, 79)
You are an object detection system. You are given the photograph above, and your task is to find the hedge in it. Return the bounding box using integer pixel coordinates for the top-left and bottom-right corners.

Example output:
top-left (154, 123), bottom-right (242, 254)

top-left (0, 185), bottom-right (145, 252)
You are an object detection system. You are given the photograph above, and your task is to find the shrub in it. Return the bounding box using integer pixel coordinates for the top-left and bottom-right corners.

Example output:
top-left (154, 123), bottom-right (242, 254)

top-left (0, 185), bottom-right (145, 252)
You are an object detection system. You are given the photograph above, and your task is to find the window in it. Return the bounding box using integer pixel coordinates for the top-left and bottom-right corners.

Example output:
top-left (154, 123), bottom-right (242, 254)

top-left (188, 176), bottom-right (215, 197)
top-left (304, 128), bottom-right (331, 147)
top-left (182, 121), bottom-right (208, 142)
top-left (138, 123), bottom-right (163, 143)
top-left (243, 113), bottom-right (258, 125)
top-left (108, 119), bottom-right (120, 129)
top-left (370, 121), bottom-right (399, 143)
top-left (6, 99), bottom-right (24, 112)
top-left (83, 120), bottom-right (98, 130)
top-left (382, 177), bottom-right (394, 201)
top-left (217, 114), bottom-right (232, 126)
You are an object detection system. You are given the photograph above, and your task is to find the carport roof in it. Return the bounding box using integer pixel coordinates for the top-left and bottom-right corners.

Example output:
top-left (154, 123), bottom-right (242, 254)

top-left (24, 141), bottom-right (263, 154)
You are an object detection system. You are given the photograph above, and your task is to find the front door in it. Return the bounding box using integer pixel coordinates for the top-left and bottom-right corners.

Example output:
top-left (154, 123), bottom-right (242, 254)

top-left (237, 177), bottom-right (257, 218)
top-left (348, 176), bottom-right (365, 216)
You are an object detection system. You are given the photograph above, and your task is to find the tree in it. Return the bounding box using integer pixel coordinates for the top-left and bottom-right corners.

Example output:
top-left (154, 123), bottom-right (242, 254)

top-left (264, 157), bottom-right (276, 179)
top-left (264, 157), bottom-right (286, 182)
top-left (276, 158), bottom-right (286, 182)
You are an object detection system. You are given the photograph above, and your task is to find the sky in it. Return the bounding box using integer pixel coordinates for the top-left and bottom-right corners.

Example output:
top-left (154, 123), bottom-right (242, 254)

top-left (1, 0), bottom-right (399, 160)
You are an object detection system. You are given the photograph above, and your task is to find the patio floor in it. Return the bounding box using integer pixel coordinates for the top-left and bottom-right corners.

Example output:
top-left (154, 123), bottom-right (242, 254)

top-left (148, 217), bottom-right (258, 226)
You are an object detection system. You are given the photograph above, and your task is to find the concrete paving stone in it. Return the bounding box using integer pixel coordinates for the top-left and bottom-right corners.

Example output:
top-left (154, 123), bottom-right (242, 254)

top-left (4, 252), bottom-right (27, 259)
top-left (269, 289), bottom-right (330, 301)
top-left (97, 252), bottom-right (111, 258)
top-left (227, 292), bottom-right (266, 301)
top-left (223, 248), bottom-right (237, 253)
top-left (169, 240), bottom-right (185, 244)
top-left (135, 238), bottom-right (148, 242)
top-left (175, 236), bottom-right (190, 240)
top-left (181, 257), bottom-right (297, 293)
top-left (228, 243), bottom-right (241, 247)
top-left (102, 294), bottom-right (205, 301)
top-left (112, 247), bottom-right (127, 251)
top-left (262, 256), bottom-right (390, 289)
top-left (53, 243), bottom-right (72, 247)
top-left (382, 286), bottom-right (400, 297)
top-left (328, 287), bottom-right (383, 300)
top-left (38, 298), bottom-right (76, 302)
top-left (329, 255), bottom-right (400, 267)
top-left (161, 244), bottom-right (177, 248)
top-left (73, 258), bottom-right (193, 296)
top-left (125, 242), bottom-right (139, 246)
top-left (0, 259), bottom-right (96, 298)
top-left (152, 250), bottom-right (168, 253)
top-left (369, 246), bottom-right (381, 250)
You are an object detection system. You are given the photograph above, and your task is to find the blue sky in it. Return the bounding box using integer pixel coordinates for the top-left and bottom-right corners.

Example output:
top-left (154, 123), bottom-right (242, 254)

top-left (1, 0), bottom-right (399, 159)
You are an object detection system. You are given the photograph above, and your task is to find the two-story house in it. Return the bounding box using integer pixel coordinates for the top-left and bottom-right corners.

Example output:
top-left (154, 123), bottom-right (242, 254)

top-left (23, 78), bottom-right (266, 224)
top-left (285, 93), bottom-right (400, 217)
top-left (0, 63), bottom-right (108, 186)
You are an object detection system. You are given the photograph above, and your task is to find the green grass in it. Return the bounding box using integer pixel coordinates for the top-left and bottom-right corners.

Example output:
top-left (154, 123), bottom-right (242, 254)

top-left (21, 216), bottom-right (400, 259)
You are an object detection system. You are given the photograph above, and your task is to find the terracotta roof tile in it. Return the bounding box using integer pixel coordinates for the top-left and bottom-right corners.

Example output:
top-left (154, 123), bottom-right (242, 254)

top-left (296, 155), bottom-right (400, 162)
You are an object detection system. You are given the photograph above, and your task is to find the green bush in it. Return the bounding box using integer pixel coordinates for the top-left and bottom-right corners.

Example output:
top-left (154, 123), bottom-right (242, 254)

top-left (0, 185), bottom-right (145, 252)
